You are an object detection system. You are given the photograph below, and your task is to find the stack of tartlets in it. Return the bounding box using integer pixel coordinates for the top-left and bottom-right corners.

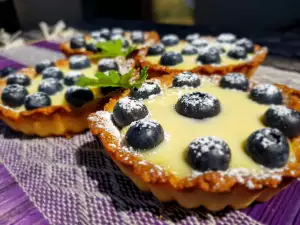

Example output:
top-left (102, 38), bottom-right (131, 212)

top-left (1, 29), bottom-right (300, 212)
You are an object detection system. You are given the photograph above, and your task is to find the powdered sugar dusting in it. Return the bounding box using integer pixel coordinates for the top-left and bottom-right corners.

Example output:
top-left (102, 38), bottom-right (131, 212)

top-left (89, 111), bottom-right (121, 139)
top-left (223, 73), bottom-right (247, 84)
top-left (161, 34), bottom-right (179, 42)
top-left (69, 55), bottom-right (89, 64)
top-left (130, 118), bottom-right (160, 129)
top-left (179, 92), bottom-right (217, 108)
top-left (189, 136), bottom-right (227, 158)
top-left (217, 33), bottom-right (237, 43)
top-left (118, 97), bottom-right (147, 113)
top-left (253, 128), bottom-right (279, 148)
top-left (253, 84), bottom-right (281, 96)
top-left (191, 39), bottom-right (208, 48)
top-left (270, 105), bottom-right (293, 117)
top-left (174, 72), bottom-right (199, 86)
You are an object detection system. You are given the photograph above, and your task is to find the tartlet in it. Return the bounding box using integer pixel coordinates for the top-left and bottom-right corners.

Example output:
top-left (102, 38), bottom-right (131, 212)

top-left (60, 29), bottom-right (160, 57)
top-left (135, 33), bottom-right (268, 78)
top-left (0, 56), bottom-right (134, 137)
top-left (88, 71), bottom-right (300, 211)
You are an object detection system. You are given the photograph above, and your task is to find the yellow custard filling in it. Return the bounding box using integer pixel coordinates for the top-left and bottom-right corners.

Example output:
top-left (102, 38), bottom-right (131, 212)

top-left (123, 80), bottom-right (271, 178)
top-left (145, 42), bottom-right (253, 70)
top-left (6, 64), bottom-right (103, 112)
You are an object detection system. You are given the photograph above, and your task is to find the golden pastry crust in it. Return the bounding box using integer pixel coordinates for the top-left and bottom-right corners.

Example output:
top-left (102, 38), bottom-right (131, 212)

top-left (135, 41), bottom-right (268, 79)
top-left (60, 31), bottom-right (160, 58)
top-left (88, 73), bottom-right (300, 210)
top-left (0, 59), bottom-right (126, 137)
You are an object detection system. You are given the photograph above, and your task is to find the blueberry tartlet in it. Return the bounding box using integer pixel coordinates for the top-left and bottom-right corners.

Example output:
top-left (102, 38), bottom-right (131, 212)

top-left (88, 72), bottom-right (300, 211)
top-left (136, 33), bottom-right (267, 78)
top-left (60, 29), bottom-right (160, 57)
top-left (0, 56), bottom-right (135, 137)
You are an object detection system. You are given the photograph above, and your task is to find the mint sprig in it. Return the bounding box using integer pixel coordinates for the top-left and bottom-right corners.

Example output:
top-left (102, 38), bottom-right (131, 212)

top-left (89, 40), bottom-right (137, 60)
top-left (76, 66), bottom-right (148, 89)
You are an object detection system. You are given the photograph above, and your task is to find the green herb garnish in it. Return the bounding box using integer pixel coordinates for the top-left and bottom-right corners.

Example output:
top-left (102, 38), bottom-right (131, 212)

top-left (77, 66), bottom-right (148, 89)
top-left (89, 39), bottom-right (137, 60)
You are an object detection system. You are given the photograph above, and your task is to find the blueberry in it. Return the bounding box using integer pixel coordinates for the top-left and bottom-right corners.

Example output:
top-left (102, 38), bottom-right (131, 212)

top-left (236, 38), bottom-right (254, 53)
top-left (35, 60), bottom-right (55, 73)
top-left (69, 55), bottom-right (91, 70)
top-left (70, 36), bottom-right (85, 49)
top-left (227, 46), bottom-right (247, 59)
top-left (65, 86), bottom-right (94, 107)
top-left (245, 128), bottom-right (289, 168)
top-left (110, 35), bottom-right (129, 48)
top-left (186, 137), bottom-right (231, 171)
top-left (181, 45), bottom-right (198, 55)
top-left (7, 73), bottom-right (31, 86)
top-left (85, 43), bottom-right (98, 53)
top-left (0, 67), bottom-right (16, 78)
top-left (126, 119), bottom-right (164, 150)
top-left (98, 59), bottom-right (119, 72)
top-left (147, 44), bottom-right (165, 56)
top-left (263, 106), bottom-right (300, 138)
top-left (38, 78), bottom-right (63, 95)
top-left (249, 84), bottom-right (283, 105)
top-left (122, 39), bottom-right (130, 48)
top-left (131, 31), bottom-right (145, 44)
top-left (185, 33), bottom-right (200, 43)
top-left (99, 28), bottom-right (110, 39)
top-left (217, 33), bottom-right (237, 43)
top-left (42, 67), bottom-right (64, 80)
top-left (1, 84), bottom-right (28, 107)
top-left (111, 28), bottom-right (124, 36)
top-left (219, 73), bottom-right (249, 91)
top-left (24, 92), bottom-right (51, 110)
top-left (191, 39), bottom-right (208, 48)
top-left (90, 30), bottom-right (102, 40)
top-left (197, 47), bottom-right (221, 64)
top-left (175, 92), bottom-right (221, 119)
top-left (94, 37), bottom-right (107, 43)
top-left (172, 72), bottom-right (201, 88)
top-left (110, 34), bottom-right (124, 41)
top-left (208, 44), bottom-right (226, 54)
top-left (112, 97), bottom-right (149, 127)
top-left (160, 52), bottom-right (183, 66)
top-left (131, 81), bottom-right (161, 99)
top-left (64, 71), bottom-right (83, 86)
top-left (161, 34), bottom-right (179, 46)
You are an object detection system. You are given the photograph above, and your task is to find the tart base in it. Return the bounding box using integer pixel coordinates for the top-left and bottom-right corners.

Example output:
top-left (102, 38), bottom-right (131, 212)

top-left (0, 97), bottom-right (109, 137)
top-left (115, 158), bottom-right (290, 211)
top-left (136, 45), bottom-right (268, 79)
top-left (60, 31), bottom-right (160, 58)
top-left (88, 74), bottom-right (300, 210)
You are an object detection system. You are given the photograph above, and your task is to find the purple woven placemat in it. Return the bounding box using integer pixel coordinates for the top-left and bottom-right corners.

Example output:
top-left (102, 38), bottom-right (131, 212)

top-left (0, 163), bottom-right (49, 225)
top-left (0, 40), bottom-right (300, 225)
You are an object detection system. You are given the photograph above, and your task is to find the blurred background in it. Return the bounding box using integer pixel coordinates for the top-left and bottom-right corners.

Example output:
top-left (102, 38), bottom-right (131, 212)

top-left (1, 0), bottom-right (300, 60)
top-left (1, 0), bottom-right (299, 32)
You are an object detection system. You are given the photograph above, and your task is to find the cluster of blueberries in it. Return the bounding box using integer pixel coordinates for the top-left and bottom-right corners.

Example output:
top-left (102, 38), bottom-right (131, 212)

top-left (111, 72), bottom-right (300, 171)
top-left (147, 33), bottom-right (254, 66)
top-left (0, 55), bottom-right (122, 110)
top-left (70, 28), bottom-right (146, 52)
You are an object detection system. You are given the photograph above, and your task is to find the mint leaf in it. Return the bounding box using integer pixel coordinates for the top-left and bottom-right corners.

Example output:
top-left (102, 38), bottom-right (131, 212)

top-left (95, 70), bottom-right (120, 83)
top-left (76, 66), bottom-right (148, 89)
top-left (90, 40), bottom-right (137, 61)
top-left (77, 77), bottom-right (103, 87)
top-left (120, 69), bottom-right (135, 88)
top-left (132, 66), bottom-right (148, 87)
